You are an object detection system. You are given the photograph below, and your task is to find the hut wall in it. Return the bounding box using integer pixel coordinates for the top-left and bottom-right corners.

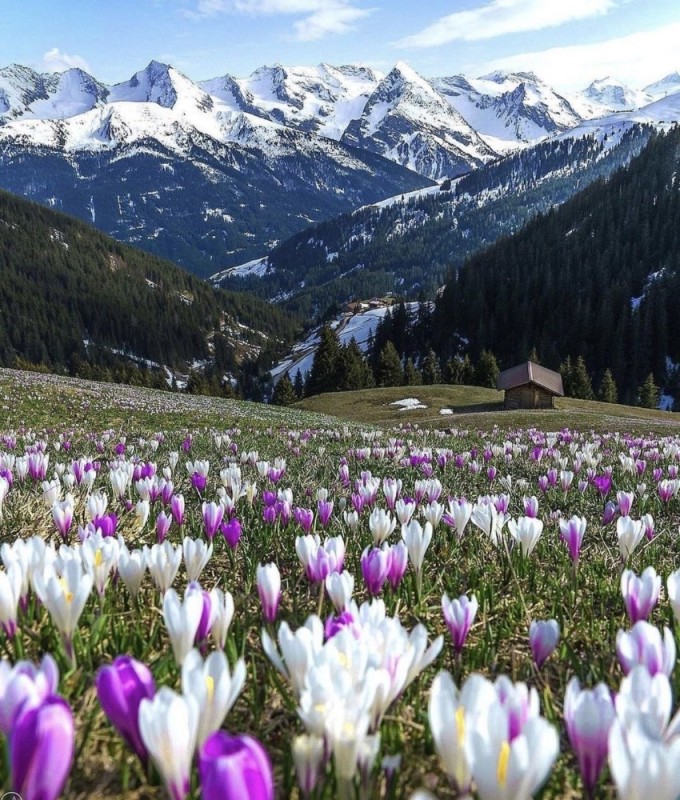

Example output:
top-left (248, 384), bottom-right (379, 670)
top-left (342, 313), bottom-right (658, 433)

top-left (504, 383), bottom-right (555, 409)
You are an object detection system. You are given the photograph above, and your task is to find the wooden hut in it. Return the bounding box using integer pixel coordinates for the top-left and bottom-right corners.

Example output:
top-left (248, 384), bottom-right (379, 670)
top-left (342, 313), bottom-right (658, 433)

top-left (497, 361), bottom-right (564, 409)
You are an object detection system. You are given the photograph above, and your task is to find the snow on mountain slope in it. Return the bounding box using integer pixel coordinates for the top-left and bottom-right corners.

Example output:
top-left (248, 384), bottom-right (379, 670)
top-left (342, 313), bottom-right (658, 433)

top-left (644, 72), bottom-right (680, 101)
top-left (559, 90), bottom-right (680, 144)
top-left (342, 62), bottom-right (497, 180)
top-left (201, 63), bottom-right (381, 141)
top-left (434, 70), bottom-right (581, 149)
top-left (570, 77), bottom-right (652, 119)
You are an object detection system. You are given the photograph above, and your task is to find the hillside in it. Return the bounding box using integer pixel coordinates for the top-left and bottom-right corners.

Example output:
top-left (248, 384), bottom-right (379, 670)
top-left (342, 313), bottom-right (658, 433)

top-left (217, 125), bottom-right (652, 316)
top-left (0, 188), bottom-right (298, 380)
top-left (433, 126), bottom-right (680, 404)
top-left (298, 384), bottom-right (680, 433)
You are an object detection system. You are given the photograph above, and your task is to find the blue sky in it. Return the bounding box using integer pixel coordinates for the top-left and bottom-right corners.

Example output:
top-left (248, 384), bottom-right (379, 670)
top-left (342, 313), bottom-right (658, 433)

top-left (4, 0), bottom-right (680, 91)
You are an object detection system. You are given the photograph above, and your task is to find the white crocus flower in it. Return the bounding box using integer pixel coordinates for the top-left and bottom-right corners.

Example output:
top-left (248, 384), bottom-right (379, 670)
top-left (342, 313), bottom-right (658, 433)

top-left (468, 703), bottom-right (559, 800)
top-left (33, 559), bottom-right (93, 663)
top-left (182, 537), bottom-right (213, 583)
top-left (117, 543), bottom-right (146, 598)
top-left (666, 569), bottom-right (680, 623)
top-left (422, 501), bottom-right (444, 530)
top-left (428, 671), bottom-right (496, 794)
top-left (162, 588), bottom-right (203, 666)
top-left (617, 516), bottom-right (645, 562)
top-left (86, 492), bottom-right (108, 520)
top-left (0, 561), bottom-right (23, 636)
top-left (325, 571), bottom-right (354, 612)
top-left (609, 717), bottom-right (680, 800)
top-left (507, 516), bottom-right (543, 557)
top-left (369, 508), bottom-right (396, 546)
top-left (139, 688), bottom-right (199, 800)
top-left (209, 587), bottom-right (235, 650)
top-left (144, 541), bottom-right (182, 595)
top-left (181, 649), bottom-right (246, 746)
top-left (81, 533), bottom-right (119, 596)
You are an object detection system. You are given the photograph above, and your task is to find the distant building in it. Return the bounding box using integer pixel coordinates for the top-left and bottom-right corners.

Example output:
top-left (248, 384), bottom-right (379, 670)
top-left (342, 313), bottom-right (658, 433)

top-left (497, 361), bottom-right (564, 409)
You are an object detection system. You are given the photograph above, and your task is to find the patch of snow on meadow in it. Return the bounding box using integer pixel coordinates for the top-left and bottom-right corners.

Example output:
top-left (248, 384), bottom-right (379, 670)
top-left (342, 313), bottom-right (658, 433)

top-left (390, 398), bottom-right (427, 410)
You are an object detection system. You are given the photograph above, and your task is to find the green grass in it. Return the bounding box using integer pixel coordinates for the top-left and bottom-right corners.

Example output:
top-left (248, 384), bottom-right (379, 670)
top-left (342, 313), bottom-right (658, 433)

top-left (297, 384), bottom-right (680, 433)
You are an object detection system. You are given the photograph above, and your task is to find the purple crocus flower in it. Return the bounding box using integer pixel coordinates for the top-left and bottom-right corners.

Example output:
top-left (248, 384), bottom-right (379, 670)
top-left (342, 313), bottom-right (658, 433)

top-left (10, 696), bottom-right (75, 800)
top-left (202, 501), bottom-right (224, 540)
top-left (602, 501), bottom-right (618, 525)
top-left (523, 496), bottom-right (539, 518)
top-left (171, 494), bottom-right (185, 527)
top-left (0, 655), bottom-right (59, 734)
top-left (317, 499), bottom-right (334, 528)
top-left (324, 610), bottom-right (356, 641)
top-left (96, 656), bottom-right (156, 763)
top-left (593, 475), bottom-right (612, 497)
top-left (191, 472), bottom-right (207, 493)
top-left (220, 517), bottom-right (242, 549)
top-left (538, 475), bottom-right (549, 493)
top-left (564, 678), bottom-right (615, 797)
top-left (616, 621), bottom-right (676, 676)
top-left (361, 545), bottom-right (391, 596)
top-left (441, 593), bottom-right (478, 654)
top-left (293, 507), bottom-right (314, 534)
top-left (621, 567), bottom-right (661, 623)
top-left (559, 515), bottom-right (587, 563)
top-left (386, 541), bottom-right (408, 590)
top-left (199, 732), bottom-right (274, 800)
top-left (529, 619), bottom-right (560, 668)
top-left (616, 491), bottom-right (634, 517)
top-left (156, 511), bottom-right (172, 543)
top-left (93, 512), bottom-right (118, 538)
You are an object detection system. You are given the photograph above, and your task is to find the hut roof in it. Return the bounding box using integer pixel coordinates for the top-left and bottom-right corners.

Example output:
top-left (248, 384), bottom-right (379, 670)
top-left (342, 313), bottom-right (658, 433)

top-left (497, 361), bottom-right (564, 396)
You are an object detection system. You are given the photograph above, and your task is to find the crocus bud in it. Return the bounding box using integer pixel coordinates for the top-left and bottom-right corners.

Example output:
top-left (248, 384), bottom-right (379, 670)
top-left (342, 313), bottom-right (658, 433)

top-left (256, 563), bottom-right (281, 624)
top-left (361, 545), bottom-right (390, 596)
top-left (171, 494), bottom-right (185, 526)
top-left (621, 567), bottom-right (661, 623)
top-left (529, 619), bottom-right (560, 668)
top-left (293, 734), bottom-right (325, 798)
top-left (442, 593), bottom-right (478, 654)
top-left (221, 518), bottom-right (242, 549)
top-left (202, 502), bottom-right (224, 541)
top-left (96, 656), bottom-right (156, 763)
top-left (199, 732), bottom-right (274, 800)
top-left (616, 621), bottom-right (676, 676)
top-left (564, 678), bottom-right (615, 796)
top-left (156, 511), bottom-right (172, 543)
top-left (10, 696), bottom-right (75, 800)
top-left (559, 515), bottom-right (586, 563)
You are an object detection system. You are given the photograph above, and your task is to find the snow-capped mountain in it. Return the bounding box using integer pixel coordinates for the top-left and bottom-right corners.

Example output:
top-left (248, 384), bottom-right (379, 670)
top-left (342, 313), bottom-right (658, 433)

top-left (202, 63), bottom-right (382, 141)
top-left (644, 72), bottom-right (680, 101)
top-left (341, 62), bottom-right (496, 179)
top-left (0, 64), bottom-right (108, 120)
top-left (570, 77), bottom-right (652, 119)
top-left (434, 70), bottom-right (581, 152)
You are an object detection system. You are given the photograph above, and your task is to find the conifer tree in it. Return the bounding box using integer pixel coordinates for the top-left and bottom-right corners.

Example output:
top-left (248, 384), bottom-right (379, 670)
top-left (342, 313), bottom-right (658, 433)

top-left (638, 372), bottom-right (660, 409)
top-left (475, 350), bottom-right (500, 389)
top-left (571, 356), bottom-right (594, 400)
top-left (293, 369), bottom-right (304, 399)
top-left (306, 324), bottom-right (340, 397)
top-left (560, 356), bottom-right (574, 396)
top-left (421, 350), bottom-right (442, 385)
top-left (598, 369), bottom-right (618, 404)
top-left (403, 358), bottom-right (422, 386)
top-left (444, 358), bottom-right (462, 385)
top-left (271, 372), bottom-right (297, 406)
top-left (461, 355), bottom-right (476, 385)
top-left (375, 341), bottom-right (403, 387)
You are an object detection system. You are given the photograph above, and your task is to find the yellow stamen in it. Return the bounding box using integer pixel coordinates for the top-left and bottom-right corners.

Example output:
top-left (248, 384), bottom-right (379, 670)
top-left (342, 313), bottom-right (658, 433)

top-left (497, 740), bottom-right (511, 787)
top-left (205, 675), bottom-right (214, 703)
top-left (94, 549), bottom-right (104, 568)
top-left (455, 706), bottom-right (465, 743)
top-left (58, 576), bottom-right (73, 604)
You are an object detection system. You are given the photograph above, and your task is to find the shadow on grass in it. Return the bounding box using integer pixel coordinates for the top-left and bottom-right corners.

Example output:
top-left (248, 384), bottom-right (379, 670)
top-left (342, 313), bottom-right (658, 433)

top-left (446, 402), bottom-right (506, 415)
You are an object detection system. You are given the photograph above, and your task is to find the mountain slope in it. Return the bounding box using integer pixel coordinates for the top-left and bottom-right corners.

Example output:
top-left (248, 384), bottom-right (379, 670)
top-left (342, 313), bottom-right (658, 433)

top-left (215, 124), bottom-right (653, 317)
top-left (341, 62), bottom-right (496, 179)
top-left (434, 127), bottom-right (680, 403)
top-left (0, 187), bottom-right (298, 375)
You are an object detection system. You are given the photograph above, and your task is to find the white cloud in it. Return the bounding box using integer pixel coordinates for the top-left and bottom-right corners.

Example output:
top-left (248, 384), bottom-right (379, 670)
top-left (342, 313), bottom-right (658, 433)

top-left (42, 47), bottom-right (91, 74)
top-left (186, 0), bottom-right (372, 39)
top-left (397, 0), bottom-right (617, 48)
top-left (482, 22), bottom-right (680, 92)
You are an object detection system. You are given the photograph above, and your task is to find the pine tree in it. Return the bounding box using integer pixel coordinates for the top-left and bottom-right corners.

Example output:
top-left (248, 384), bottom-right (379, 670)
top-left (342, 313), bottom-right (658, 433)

top-left (461, 354), bottom-right (476, 385)
top-left (598, 369), bottom-right (618, 404)
top-left (638, 372), bottom-right (660, 409)
top-left (421, 350), bottom-right (441, 385)
top-left (571, 356), bottom-right (594, 400)
top-left (560, 356), bottom-right (574, 396)
top-left (403, 358), bottom-right (422, 386)
top-left (306, 324), bottom-right (340, 397)
top-left (271, 372), bottom-right (297, 406)
top-left (475, 350), bottom-right (499, 389)
top-left (375, 341), bottom-right (403, 387)
top-left (293, 369), bottom-right (304, 399)
top-left (444, 358), bottom-right (462, 385)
